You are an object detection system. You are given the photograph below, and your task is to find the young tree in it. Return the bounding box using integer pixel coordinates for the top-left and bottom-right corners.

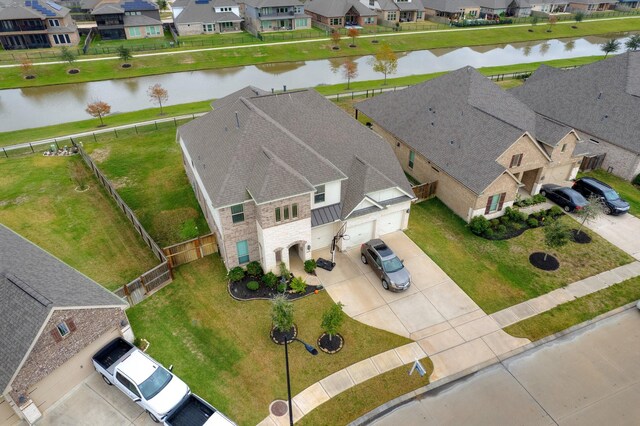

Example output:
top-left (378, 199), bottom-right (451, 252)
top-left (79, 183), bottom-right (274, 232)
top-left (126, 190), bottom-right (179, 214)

top-left (59, 46), bottom-right (77, 65)
top-left (347, 28), bottom-right (359, 46)
top-left (530, 16), bottom-right (539, 26)
top-left (330, 30), bottom-right (341, 49)
top-left (156, 0), bottom-right (167, 10)
top-left (117, 45), bottom-right (132, 65)
top-left (321, 302), bottom-right (345, 342)
top-left (370, 44), bottom-right (398, 85)
top-left (342, 58), bottom-right (358, 89)
top-left (625, 34), bottom-right (640, 51)
top-left (271, 294), bottom-right (294, 334)
top-left (148, 83), bottom-right (169, 115)
top-left (20, 59), bottom-right (34, 78)
top-left (543, 219), bottom-right (570, 261)
top-left (575, 195), bottom-right (604, 237)
top-left (574, 11), bottom-right (584, 24)
top-left (85, 100), bottom-right (111, 126)
top-left (546, 15), bottom-right (557, 32)
top-left (601, 39), bottom-right (621, 58)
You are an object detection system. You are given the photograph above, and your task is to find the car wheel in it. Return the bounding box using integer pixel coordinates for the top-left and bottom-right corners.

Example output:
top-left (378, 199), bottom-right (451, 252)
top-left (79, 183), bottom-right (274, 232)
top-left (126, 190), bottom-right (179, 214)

top-left (101, 374), bottom-right (112, 386)
top-left (604, 206), bottom-right (612, 215)
top-left (147, 411), bottom-right (160, 423)
top-left (382, 280), bottom-right (389, 290)
top-left (564, 205), bottom-right (571, 212)
top-left (361, 254), bottom-right (367, 264)
top-left (540, 190), bottom-right (546, 196)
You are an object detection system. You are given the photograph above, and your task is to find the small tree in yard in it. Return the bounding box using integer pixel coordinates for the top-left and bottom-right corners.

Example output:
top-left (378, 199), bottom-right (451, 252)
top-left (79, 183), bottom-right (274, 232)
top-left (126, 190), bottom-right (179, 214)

top-left (156, 0), bottom-right (167, 10)
top-left (85, 100), bottom-right (111, 126)
top-left (601, 39), bottom-right (620, 58)
top-left (117, 45), bottom-right (132, 65)
top-left (20, 59), bottom-right (34, 78)
top-left (625, 34), bottom-right (640, 51)
top-left (546, 15), bottom-right (557, 32)
top-left (321, 302), bottom-right (345, 342)
top-left (575, 195), bottom-right (604, 236)
top-left (148, 83), bottom-right (169, 115)
top-left (347, 28), bottom-right (359, 46)
top-left (370, 44), bottom-right (398, 85)
top-left (543, 220), bottom-right (570, 261)
top-left (271, 294), bottom-right (294, 333)
top-left (60, 46), bottom-right (77, 65)
top-left (342, 58), bottom-right (358, 89)
top-left (574, 11), bottom-right (584, 24)
top-left (331, 30), bottom-right (341, 49)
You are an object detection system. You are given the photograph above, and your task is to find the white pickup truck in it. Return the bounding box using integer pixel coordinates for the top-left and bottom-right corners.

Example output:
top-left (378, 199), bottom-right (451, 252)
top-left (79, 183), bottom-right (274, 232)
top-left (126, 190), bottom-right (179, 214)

top-left (93, 337), bottom-right (234, 425)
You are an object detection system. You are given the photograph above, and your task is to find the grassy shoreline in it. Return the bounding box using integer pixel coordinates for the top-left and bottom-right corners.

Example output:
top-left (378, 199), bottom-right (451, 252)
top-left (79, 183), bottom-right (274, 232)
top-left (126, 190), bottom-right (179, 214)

top-left (0, 18), bottom-right (638, 89)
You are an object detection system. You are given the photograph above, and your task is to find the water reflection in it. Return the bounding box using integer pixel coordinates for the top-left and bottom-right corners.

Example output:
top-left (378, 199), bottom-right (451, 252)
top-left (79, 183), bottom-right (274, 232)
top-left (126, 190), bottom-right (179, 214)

top-left (1, 33), bottom-right (634, 132)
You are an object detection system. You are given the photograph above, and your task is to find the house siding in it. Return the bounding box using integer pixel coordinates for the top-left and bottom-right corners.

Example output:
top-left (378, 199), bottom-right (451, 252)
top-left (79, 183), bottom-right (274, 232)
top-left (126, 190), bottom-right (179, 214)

top-left (578, 131), bottom-right (640, 181)
top-left (471, 173), bottom-right (518, 219)
top-left (218, 201), bottom-right (259, 267)
top-left (257, 218), bottom-right (312, 272)
top-left (256, 193), bottom-right (311, 229)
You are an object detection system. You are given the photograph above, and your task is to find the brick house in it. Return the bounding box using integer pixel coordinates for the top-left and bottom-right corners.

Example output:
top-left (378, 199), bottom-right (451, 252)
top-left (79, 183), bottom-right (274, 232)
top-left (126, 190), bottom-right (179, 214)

top-left (92, 0), bottom-right (162, 40)
top-left (511, 52), bottom-right (640, 182)
top-left (423, 0), bottom-right (481, 21)
top-left (305, 0), bottom-right (378, 28)
top-left (0, 224), bottom-right (131, 425)
top-left (356, 66), bottom-right (586, 222)
top-left (177, 87), bottom-right (415, 271)
top-left (238, 0), bottom-right (311, 32)
top-left (0, 0), bottom-right (79, 50)
top-left (172, 0), bottom-right (243, 35)
top-left (362, 0), bottom-right (427, 23)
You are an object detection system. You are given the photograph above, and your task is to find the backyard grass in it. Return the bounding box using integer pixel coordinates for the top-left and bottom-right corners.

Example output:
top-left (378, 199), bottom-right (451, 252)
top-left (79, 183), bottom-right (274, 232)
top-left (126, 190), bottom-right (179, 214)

top-left (126, 256), bottom-right (412, 425)
top-left (0, 155), bottom-right (158, 290)
top-left (80, 126), bottom-right (209, 247)
top-left (1, 17), bottom-right (639, 89)
top-left (297, 357), bottom-right (433, 426)
top-left (579, 169), bottom-right (640, 218)
top-left (406, 199), bottom-right (633, 313)
top-left (505, 276), bottom-right (640, 341)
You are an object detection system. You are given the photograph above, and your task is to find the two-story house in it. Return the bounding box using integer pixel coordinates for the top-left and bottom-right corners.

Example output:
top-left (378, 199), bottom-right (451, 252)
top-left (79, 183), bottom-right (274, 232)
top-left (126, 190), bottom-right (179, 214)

top-left (356, 66), bottom-right (587, 222)
top-left (177, 87), bottom-right (415, 271)
top-left (423, 0), bottom-right (481, 21)
top-left (304, 0), bottom-right (378, 28)
top-left (92, 0), bottom-right (162, 40)
top-left (239, 0), bottom-right (310, 32)
top-left (362, 0), bottom-right (427, 23)
top-left (173, 0), bottom-right (243, 35)
top-left (0, 0), bottom-right (79, 50)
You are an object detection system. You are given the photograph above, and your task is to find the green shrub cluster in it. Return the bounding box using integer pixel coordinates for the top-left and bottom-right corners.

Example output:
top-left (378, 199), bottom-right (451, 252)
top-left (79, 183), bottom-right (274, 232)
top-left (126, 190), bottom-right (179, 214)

top-left (276, 282), bottom-right (287, 293)
top-left (304, 259), bottom-right (317, 274)
top-left (246, 261), bottom-right (263, 277)
top-left (246, 281), bottom-right (259, 291)
top-left (262, 271), bottom-right (278, 289)
top-left (468, 206), bottom-right (562, 239)
top-left (227, 266), bottom-right (245, 282)
top-left (290, 276), bottom-right (307, 294)
top-left (514, 194), bottom-right (547, 208)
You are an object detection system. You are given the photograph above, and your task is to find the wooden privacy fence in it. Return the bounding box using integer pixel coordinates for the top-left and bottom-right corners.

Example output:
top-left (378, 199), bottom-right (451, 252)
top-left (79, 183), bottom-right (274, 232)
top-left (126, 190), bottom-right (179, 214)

top-left (163, 234), bottom-right (217, 268)
top-left (412, 181), bottom-right (438, 200)
top-left (116, 262), bottom-right (173, 305)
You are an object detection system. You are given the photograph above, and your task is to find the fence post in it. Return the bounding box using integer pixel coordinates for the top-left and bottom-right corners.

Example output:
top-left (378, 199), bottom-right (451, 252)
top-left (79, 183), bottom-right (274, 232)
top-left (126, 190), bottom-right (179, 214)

top-left (54, 139), bottom-right (59, 149)
top-left (29, 143), bottom-right (34, 153)
top-left (174, 117), bottom-right (177, 126)
top-left (3, 148), bottom-right (7, 158)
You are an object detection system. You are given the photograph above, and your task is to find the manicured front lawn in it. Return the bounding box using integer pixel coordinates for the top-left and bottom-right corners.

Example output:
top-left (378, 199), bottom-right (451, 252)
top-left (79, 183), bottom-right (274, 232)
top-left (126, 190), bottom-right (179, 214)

top-left (406, 199), bottom-right (633, 313)
top-left (81, 126), bottom-right (209, 246)
top-left (127, 257), bottom-right (412, 425)
top-left (579, 169), bottom-right (640, 218)
top-left (0, 155), bottom-right (158, 290)
top-left (505, 276), bottom-right (640, 341)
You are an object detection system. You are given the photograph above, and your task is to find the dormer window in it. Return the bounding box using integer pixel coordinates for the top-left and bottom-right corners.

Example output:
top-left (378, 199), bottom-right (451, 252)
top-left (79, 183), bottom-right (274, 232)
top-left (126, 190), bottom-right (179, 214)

top-left (314, 185), bottom-right (325, 203)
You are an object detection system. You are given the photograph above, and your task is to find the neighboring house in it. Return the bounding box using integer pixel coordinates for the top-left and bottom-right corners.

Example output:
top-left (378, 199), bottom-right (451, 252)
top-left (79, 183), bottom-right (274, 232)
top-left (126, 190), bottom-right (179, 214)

top-left (92, 0), bottom-right (162, 40)
top-left (173, 0), bottom-right (243, 35)
top-left (304, 0), bottom-right (377, 28)
top-left (529, 0), bottom-right (569, 14)
top-left (617, 0), bottom-right (640, 9)
top-left (511, 52), bottom-right (640, 182)
top-left (0, 0), bottom-right (79, 50)
top-left (356, 66), bottom-right (586, 222)
top-left (239, 0), bottom-right (310, 32)
top-left (177, 87), bottom-right (415, 271)
top-left (362, 0), bottom-right (427, 23)
top-left (567, 0), bottom-right (617, 12)
top-left (423, 0), bottom-right (481, 20)
top-left (0, 224), bottom-right (131, 425)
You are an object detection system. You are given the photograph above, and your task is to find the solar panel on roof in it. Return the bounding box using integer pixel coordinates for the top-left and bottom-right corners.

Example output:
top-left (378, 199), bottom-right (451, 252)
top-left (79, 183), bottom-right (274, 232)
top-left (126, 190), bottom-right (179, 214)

top-left (25, 0), bottom-right (32, 5)
top-left (46, 1), bottom-right (62, 10)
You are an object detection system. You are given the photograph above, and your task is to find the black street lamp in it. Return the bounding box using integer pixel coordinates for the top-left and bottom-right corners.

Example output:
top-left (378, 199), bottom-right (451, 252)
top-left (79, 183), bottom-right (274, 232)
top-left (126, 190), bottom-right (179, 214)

top-left (284, 336), bottom-right (318, 425)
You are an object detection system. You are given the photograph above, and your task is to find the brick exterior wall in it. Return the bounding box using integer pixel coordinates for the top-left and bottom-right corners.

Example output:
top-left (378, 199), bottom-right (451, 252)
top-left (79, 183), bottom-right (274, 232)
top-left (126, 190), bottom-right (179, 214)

top-left (578, 132), bottom-right (640, 181)
top-left (9, 308), bottom-right (126, 403)
top-left (255, 193), bottom-right (311, 229)
top-left (219, 202), bottom-right (259, 267)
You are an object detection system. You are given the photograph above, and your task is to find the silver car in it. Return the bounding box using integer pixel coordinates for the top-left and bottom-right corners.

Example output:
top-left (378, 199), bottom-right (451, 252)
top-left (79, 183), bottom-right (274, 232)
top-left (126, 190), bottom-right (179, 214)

top-left (360, 239), bottom-right (411, 291)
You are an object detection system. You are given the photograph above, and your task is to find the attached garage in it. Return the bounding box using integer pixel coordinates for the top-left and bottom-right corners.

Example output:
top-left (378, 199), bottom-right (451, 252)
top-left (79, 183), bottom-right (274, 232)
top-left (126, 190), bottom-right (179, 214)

top-left (0, 397), bottom-right (19, 426)
top-left (311, 223), bottom-right (336, 249)
top-left (377, 210), bottom-right (404, 236)
top-left (345, 220), bottom-right (375, 247)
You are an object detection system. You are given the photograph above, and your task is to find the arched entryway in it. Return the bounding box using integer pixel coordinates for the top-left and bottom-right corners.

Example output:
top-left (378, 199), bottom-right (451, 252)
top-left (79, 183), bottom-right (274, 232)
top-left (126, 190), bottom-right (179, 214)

top-left (287, 241), bottom-right (307, 276)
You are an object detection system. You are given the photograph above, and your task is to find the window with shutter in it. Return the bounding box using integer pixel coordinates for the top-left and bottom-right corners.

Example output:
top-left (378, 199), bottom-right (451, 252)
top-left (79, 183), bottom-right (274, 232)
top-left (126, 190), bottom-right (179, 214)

top-left (510, 153), bottom-right (523, 168)
top-left (485, 193), bottom-right (505, 214)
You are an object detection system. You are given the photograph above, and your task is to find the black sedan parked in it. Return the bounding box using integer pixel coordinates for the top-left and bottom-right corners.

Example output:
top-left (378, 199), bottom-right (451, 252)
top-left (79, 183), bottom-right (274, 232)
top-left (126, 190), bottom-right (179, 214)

top-left (539, 184), bottom-right (588, 212)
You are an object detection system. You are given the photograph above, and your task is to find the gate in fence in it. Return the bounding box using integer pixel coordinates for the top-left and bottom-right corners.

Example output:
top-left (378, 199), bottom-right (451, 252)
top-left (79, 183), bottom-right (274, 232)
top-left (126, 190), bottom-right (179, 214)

top-left (412, 181), bottom-right (438, 200)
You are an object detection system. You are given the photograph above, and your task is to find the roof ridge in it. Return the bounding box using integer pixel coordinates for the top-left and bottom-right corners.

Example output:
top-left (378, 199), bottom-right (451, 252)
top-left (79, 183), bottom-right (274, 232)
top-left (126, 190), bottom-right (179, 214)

top-left (259, 146), bottom-right (315, 190)
top-left (354, 155), bottom-right (397, 189)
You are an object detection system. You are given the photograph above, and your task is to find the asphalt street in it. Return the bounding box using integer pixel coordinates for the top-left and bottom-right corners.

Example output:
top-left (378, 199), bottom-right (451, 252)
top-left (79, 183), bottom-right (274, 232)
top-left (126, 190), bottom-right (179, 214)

top-left (372, 308), bottom-right (640, 426)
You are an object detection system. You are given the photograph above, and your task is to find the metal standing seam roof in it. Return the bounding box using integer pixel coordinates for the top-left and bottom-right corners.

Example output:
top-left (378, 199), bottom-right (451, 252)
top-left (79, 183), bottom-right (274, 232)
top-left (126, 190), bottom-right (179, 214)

top-left (311, 203), bottom-right (342, 227)
top-left (0, 224), bottom-right (126, 394)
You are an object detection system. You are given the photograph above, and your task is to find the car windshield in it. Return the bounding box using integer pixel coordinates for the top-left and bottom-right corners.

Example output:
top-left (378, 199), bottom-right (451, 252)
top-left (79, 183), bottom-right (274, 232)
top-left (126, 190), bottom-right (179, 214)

top-left (603, 189), bottom-right (619, 201)
top-left (382, 256), bottom-right (404, 273)
top-left (571, 192), bottom-right (587, 204)
top-left (139, 367), bottom-right (172, 400)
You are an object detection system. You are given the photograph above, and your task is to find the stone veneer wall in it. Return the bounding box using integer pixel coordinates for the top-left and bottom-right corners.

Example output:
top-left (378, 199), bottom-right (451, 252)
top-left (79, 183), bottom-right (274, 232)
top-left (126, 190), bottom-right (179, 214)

top-left (255, 193), bottom-right (311, 230)
top-left (218, 201), bottom-right (259, 267)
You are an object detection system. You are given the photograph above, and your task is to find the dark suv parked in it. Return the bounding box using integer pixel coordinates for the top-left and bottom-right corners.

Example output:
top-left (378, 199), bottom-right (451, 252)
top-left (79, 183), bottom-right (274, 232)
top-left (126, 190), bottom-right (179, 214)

top-left (572, 177), bottom-right (630, 215)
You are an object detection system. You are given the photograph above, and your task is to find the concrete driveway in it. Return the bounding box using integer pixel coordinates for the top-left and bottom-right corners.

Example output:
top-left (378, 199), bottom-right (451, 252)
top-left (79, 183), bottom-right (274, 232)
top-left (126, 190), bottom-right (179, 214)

top-left (573, 212), bottom-right (640, 260)
top-left (37, 372), bottom-right (155, 426)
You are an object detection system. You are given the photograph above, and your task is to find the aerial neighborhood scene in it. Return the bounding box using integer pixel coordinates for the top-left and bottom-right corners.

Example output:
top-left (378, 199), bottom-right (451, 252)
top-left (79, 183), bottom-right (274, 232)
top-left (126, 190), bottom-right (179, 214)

top-left (2, 0), bottom-right (640, 424)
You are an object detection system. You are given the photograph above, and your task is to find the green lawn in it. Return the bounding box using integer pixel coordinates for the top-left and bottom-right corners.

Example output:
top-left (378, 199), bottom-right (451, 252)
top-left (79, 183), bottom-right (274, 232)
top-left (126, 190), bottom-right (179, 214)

top-left (87, 31), bottom-right (175, 54)
top-left (2, 17), bottom-right (639, 89)
top-left (406, 199), bottom-right (633, 313)
top-left (579, 169), bottom-right (640, 218)
top-left (505, 276), bottom-right (640, 341)
top-left (0, 155), bottom-right (158, 290)
top-left (178, 32), bottom-right (258, 46)
top-left (127, 257), bottom-right (412, 425)
top-left (80, 126), bottom-right (209, 247)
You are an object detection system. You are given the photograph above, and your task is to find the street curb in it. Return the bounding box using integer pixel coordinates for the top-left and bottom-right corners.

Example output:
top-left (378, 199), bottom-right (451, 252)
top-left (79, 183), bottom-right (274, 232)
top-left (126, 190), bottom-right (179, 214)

top-left (350, 303), bottom-right (637, 425)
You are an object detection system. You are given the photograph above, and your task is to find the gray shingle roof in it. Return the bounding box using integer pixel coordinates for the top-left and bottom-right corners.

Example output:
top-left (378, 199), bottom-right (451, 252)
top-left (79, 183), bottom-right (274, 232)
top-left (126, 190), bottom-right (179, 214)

top-left (305, 0), bottom-right (377, 17)
top-left (178, 88), bottom-right (413, 214)
top-left (511, 52), bottom-right (640, 155)
top-left (0, 224), bottom-right (126, 393)
top-left (0, 0), bottom-right (69, 19)
top-left (357, 66), bottom-right (541, 195)
top-left (241, 0), bottom-right (303, 8)
top-left (211, 86), bottom-right (268, 109)
top-left (92, 3), bottom-right (124, 14)
top-left (423, 0), bottom-right (478, 12)
top-left (123, 14), bottom-right (161, 25)
top-left (174, 1), bottom-right (242, 24)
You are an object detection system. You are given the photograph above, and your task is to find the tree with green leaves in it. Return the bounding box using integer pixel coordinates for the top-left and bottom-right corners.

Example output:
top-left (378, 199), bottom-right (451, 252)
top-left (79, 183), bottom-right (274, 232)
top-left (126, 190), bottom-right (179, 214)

top-left (543, 219), bottom-right (570, 261)
top-left (271, 294), bottom-right (294, 333)
top-left (321, 302), bottom-right (345, 342)
top-left (59, 46), bottom-right (77, 65)
top-left (625, 34), bottom-right (640, 51)
top-left (117, 45), bottom-right (132, 65)
top-left (156, 0), bottom-right (167, 10)
top-left (575, 195), bottom-right (603, 237)
top-left (574, 11), bottom-right (584, 24)
top-left (601, 39), bottom-right (621, 58)
top-left (370, 44), bottom-right (398, 85)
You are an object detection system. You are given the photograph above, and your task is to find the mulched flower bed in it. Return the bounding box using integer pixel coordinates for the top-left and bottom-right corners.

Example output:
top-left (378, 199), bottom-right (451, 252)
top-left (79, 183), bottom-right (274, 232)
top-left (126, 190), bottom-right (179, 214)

top-left (473, 207), bottom-right (564, 241)
top-left (67, 69), bottom-right (80, 74)
top-left (318, 333), bottom-right (343, 354)
top-left (570, 229), bottom-right (592, 244)
top-left (121, 63), bottom-right (132, 68)
top-left (228, 275), bottom-right (321, 301)
top-left (529, 252), bottom-right (560, 271)
top-left (271, 325), bottom-right (297, 344)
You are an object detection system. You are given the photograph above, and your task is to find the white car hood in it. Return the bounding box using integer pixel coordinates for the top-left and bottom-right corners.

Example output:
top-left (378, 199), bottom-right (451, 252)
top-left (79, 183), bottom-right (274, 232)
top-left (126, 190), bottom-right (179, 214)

top-left (146, 376), bottom-right (189, 417)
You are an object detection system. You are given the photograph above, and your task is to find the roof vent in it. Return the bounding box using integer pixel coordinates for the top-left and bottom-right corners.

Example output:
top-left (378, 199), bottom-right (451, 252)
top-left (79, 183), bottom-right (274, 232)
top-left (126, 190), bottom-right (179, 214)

top-left (431, 122), bottom-right (434, 126)
top-left (235, 111), bottom-right (240, 129)
top-left (5, 274), bottom-right (52, 307)
top-left (597, 92), bottom-right (602, 100)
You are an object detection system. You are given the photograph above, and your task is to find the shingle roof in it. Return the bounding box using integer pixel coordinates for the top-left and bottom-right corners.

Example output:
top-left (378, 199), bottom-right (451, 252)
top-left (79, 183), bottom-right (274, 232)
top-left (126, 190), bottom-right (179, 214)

top-left (123, 13), bottom-right (161, 25)
top-left (0, 225), bottom-right (126, 393)
top-left (178, 88), bottom-right (413, 214)
top-left (211, 86), bottom-right (268, 109)
top-left (241, 0), bottom-right (302, 8)
top-left (174, 1), bottom-right (242, 25)
top-left (422, 0), bottom-right (478, 12)
top-left (305, 0), bottom-right (377, 17)
top-left (92, 2), bottom-right (124, 14)
top-left (511, 52), bottom-right (640, 155)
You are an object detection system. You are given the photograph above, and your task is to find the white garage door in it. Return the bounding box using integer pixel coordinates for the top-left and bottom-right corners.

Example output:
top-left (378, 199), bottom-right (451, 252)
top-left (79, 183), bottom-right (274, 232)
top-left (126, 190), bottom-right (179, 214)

top-left (346, 220), bottom-right (375, 247)
top-left (311, 223), bottom-right (335, 249)
top-left (378, 210), bottom-right (404, 236)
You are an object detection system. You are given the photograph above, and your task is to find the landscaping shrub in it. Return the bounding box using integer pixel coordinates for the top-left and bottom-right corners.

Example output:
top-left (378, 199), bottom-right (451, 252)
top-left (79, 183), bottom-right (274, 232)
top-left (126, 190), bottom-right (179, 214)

top-left (246, 261), bottom-right (264, 277)
top-left (483, 228), bottom-right (495, 238)
top-left (509, 222), bottom-right (523, 231)
top-left (262, 271), bottom-right (277, 289)
top-left (527, 218), bottom-right (539, 228)
top-left (227, 266), bottom-right (245, 282)
top-left (246, 281), bottom-right (259, 291)
top-left (276, 282), bottom-right (286, 293)
top-left (490, 218), bottom-right (500, 227)
top-left (504, 207), bottom-right (526, 223)
top-left (497, 224), bottom-right (507, 235)
top-left (469, 216), bottom-right (490, 235)
top-left (549, 206), bottom-right (564, 218)
top-left (304, 259), bottom-right (317, 274)
top-left (533, 194), bottom-right (546, 204)
top-left (290, 276), bottom-right (307, 294)
top-left (279, 262), bottom-right (291, 282)
top-left (499, 216), bottom-right (510, 225)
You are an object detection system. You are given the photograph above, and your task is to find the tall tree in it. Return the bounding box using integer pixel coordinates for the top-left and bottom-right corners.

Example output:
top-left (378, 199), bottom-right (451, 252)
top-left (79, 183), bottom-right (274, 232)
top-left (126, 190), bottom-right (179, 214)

top-left (574, 11), bottom-right (584, 24)
top-left (543, 220), bottom-right (570, 261)
top-left (342, 59), bottom-right (358, 89)
top-left (117, 45), bottom-right (132, 65)
top-left (85, 100), bottom-right (111, 126)
top-left (601, 39), bottom-right (621, 58)
top-left (347, 28), bottom-right (359, 46)
top-left (625, 34), bottom-right (640, 51)
top-left (575, 195), bottom-right (604, 237)
top-left (148, 83), bottom-right (169, 115)
top-left (370, 44), bottom-right (398, 85)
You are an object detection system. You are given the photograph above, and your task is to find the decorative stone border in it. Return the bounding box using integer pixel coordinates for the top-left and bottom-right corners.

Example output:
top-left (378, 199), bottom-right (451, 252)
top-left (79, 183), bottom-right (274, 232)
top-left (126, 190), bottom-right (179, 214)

top-left (318, 333), bottom-right (344, 354)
